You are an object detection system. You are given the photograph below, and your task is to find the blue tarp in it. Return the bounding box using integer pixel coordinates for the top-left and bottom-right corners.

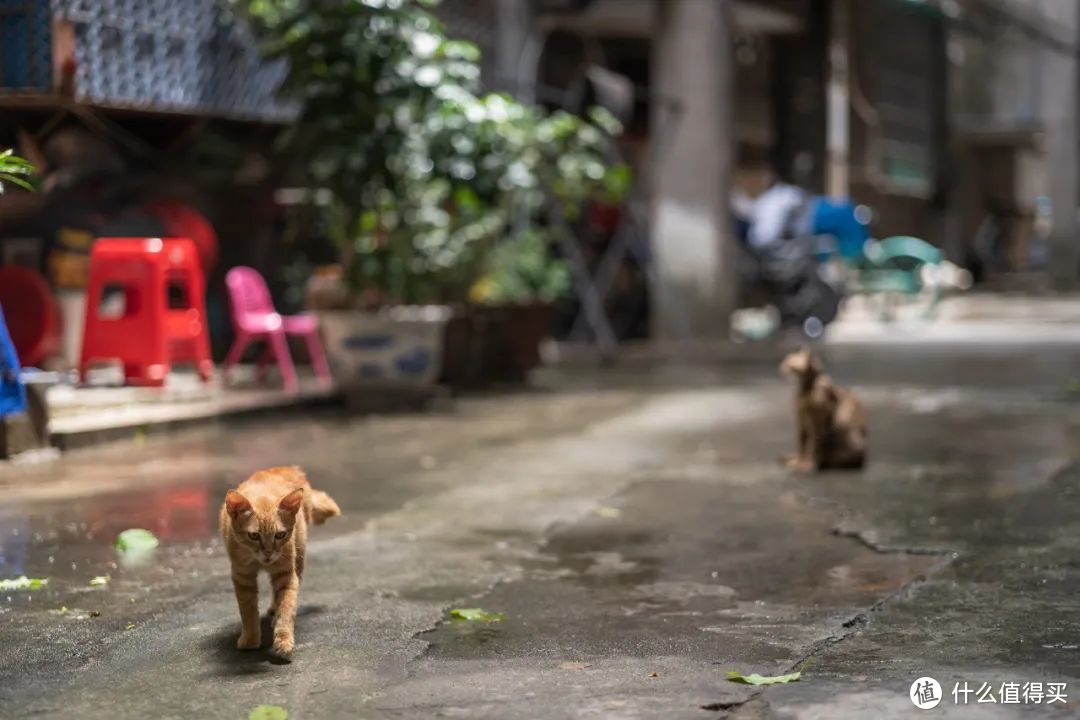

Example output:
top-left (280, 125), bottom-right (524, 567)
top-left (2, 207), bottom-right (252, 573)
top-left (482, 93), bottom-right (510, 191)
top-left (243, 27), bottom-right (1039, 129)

top-left (0, 306), bottom-right (27, 418)
top-left (810, 199), bottom-right (870, 262)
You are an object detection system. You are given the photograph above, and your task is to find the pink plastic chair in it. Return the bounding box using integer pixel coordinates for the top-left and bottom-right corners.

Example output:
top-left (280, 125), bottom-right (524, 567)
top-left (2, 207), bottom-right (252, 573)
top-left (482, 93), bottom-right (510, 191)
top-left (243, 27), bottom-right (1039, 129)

top-left (223, 267), bottom-right (331, 391)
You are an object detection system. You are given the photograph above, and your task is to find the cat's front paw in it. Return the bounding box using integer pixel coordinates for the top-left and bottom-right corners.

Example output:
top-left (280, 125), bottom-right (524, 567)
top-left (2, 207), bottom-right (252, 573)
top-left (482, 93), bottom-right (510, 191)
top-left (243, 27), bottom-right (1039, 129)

top-left (236, 631), bottom-right (261, 650)
top-left (272, 632), bottom-right (294, 659)
top-left (785, 456), bottom-right (814, 473)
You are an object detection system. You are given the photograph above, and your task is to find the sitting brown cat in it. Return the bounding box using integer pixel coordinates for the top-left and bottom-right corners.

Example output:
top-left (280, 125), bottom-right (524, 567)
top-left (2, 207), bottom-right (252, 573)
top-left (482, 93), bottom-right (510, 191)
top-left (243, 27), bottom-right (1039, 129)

top-left (220, 466), bottom-right (341, 659)
top-left (780, 347), bottom-right (867, 471)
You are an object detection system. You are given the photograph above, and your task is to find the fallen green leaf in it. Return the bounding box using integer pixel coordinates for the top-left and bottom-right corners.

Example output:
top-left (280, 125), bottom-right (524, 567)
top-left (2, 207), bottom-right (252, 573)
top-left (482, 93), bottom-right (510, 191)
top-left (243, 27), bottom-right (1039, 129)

top-left (450, 608), bottom-right (504, 623)
top-left (115, 529), bottom-right (159, 553)
top-left (726, 670), bottom-right (801, 685)
top-left (89, 575), bottom-right (110, 587)
top-left (0, 576), bottom-right (48, 591)
top-left (125, 623), bottom-right (135, 630)
top-left (249, 705), bottom-right (289, 720)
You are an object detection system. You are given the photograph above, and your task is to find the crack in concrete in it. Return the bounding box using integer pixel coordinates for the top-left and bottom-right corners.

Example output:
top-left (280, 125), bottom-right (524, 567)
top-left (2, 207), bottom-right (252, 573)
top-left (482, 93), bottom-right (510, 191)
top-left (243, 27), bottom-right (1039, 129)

top-left (702, 698), bottom-right (753, 712)
top-left (698, 526), bottom-right (959, 714)
top-left (702, 695), bottom-right (772, 717)
top-left (796, 530), bottom-right (956, 659)
top-left (830, 525), bottom-right (956, 557)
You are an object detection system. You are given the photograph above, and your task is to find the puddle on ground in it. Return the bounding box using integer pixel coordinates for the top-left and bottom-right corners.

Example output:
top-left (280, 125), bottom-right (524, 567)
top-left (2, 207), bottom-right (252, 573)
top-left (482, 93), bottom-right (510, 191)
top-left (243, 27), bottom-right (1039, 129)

top-left (398, 584), bottom-right (484, 603)
top-left (419, 619), bottom-right (505, 648)
top-left (0, 477), bottom-right (233, 613)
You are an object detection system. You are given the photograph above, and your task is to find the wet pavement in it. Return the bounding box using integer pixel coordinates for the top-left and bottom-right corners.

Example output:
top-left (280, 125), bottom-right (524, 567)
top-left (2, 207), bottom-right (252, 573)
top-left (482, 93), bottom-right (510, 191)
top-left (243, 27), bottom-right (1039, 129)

top-left (2, 342), bottom-right (1080, 718)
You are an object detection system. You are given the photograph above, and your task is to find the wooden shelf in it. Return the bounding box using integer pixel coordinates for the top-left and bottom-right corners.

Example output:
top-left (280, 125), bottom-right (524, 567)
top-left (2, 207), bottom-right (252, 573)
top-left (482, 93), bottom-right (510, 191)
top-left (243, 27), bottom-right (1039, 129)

top-left (0, 91), bottom-right (293, 125)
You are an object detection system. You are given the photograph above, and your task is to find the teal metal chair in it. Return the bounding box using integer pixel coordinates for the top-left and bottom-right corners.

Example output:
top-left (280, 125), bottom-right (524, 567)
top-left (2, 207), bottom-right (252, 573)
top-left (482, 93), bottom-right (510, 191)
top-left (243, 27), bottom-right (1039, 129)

top-left (857, 235), bottom-right (945, 320)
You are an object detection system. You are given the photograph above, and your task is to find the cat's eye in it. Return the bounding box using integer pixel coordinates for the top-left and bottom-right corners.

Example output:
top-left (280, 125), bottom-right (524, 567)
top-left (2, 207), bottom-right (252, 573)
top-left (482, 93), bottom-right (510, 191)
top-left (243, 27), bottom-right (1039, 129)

top-left (274, 531), bottom-right (288, 540)
top-left (247, 532), bottom-right (260, 541)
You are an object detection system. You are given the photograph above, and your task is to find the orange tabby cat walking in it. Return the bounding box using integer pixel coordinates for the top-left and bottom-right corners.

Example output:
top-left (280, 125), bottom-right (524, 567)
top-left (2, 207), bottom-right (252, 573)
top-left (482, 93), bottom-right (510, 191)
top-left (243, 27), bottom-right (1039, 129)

top-left (220, 466), bottom-right (340, 659)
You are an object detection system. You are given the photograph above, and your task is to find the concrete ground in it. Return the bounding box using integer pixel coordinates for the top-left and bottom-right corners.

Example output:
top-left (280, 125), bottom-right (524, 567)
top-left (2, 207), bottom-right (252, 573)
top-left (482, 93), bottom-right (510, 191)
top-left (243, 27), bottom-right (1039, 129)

top-left (2, 341), bottom-right (1080, 719)
top-left (830, 291), bottom-right (1080, 345)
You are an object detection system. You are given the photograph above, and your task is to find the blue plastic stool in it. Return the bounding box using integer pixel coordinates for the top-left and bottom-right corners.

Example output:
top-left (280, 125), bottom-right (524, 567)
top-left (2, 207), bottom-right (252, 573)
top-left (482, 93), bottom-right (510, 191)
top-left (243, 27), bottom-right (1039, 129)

top-left (0, 306), bottom-right (27, 418)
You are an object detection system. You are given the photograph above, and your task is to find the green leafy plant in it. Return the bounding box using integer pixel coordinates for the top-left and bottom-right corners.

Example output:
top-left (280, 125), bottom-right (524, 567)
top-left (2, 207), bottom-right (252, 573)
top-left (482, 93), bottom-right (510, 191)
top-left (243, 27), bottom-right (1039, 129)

top-left (235, 0), bottom-right (625, 306)
top-left (596, 162), bottom-right (633, 205)
top-left (470, 229), bottom-right (570, 306)
top-left (0, 149), bottom-right (34, 192)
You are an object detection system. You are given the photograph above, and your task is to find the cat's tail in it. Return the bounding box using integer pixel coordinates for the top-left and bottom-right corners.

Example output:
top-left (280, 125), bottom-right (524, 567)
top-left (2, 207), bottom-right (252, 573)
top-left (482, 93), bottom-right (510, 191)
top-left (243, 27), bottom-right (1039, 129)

top-left (310, 489), bottom-right (342, 525)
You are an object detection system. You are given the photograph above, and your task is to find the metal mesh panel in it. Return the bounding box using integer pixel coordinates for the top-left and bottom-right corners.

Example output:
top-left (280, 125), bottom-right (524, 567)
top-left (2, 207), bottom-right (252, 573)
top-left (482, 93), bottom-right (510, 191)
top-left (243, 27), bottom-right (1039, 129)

top-left (55, 0), bottom-right (293, 117)
top-left (0, 0), bottom-right (297, 120)
top-left (5, 0), bottom-right (499, 118)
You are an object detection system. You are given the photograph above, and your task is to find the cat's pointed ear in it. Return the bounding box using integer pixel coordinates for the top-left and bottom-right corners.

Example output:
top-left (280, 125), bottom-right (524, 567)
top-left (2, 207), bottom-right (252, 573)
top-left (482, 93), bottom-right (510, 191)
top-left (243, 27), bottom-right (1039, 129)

top-left (278, 488), bottom-right (305, 517)
top-left (225, 490), bottom-right (251, 518)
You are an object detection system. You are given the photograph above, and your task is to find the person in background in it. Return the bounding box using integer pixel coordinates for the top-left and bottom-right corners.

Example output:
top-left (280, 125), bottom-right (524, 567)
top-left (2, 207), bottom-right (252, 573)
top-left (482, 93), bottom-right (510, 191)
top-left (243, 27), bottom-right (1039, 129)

top-left (745, 180), bottom-right (814, 252)
top-left (732, 153), bottom-right (852, 336)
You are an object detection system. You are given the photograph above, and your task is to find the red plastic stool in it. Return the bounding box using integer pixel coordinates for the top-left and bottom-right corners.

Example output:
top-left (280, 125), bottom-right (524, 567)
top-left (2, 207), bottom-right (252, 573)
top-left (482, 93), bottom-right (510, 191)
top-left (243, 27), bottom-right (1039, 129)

top-left (0, 267), bottom-right (61, 367)
top-left (145, 200), bottom-right (219, 273)
top-left (79, 237), bottom-right (212, 387)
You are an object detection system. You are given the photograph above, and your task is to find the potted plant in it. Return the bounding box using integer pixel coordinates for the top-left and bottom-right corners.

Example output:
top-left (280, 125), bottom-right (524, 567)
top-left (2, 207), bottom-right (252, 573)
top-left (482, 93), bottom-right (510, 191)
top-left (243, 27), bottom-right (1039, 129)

top-left (237, 0), bottom-right (627, 392)
top-left (236, 0), bottom-right (483, 390)
top-left (430, 102), bottom-right (629, 387)
top-left (588, 163), bottom-right (632, 236)
top-left (465, 229), bottom-right (571, 382)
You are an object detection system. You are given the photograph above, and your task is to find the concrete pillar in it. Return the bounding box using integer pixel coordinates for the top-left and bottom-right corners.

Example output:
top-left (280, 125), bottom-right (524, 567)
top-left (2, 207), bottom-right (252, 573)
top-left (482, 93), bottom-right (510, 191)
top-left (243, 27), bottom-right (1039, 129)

top-left (1041, 0), bottom-right (1080, 286)
top-left (650, 0), bottom-right (735, 340)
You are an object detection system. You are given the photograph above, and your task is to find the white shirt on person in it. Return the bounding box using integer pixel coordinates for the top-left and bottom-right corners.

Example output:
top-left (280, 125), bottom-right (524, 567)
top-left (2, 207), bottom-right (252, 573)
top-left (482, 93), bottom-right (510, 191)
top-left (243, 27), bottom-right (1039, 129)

top-left (747, 183), bottom-right (811, 249)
